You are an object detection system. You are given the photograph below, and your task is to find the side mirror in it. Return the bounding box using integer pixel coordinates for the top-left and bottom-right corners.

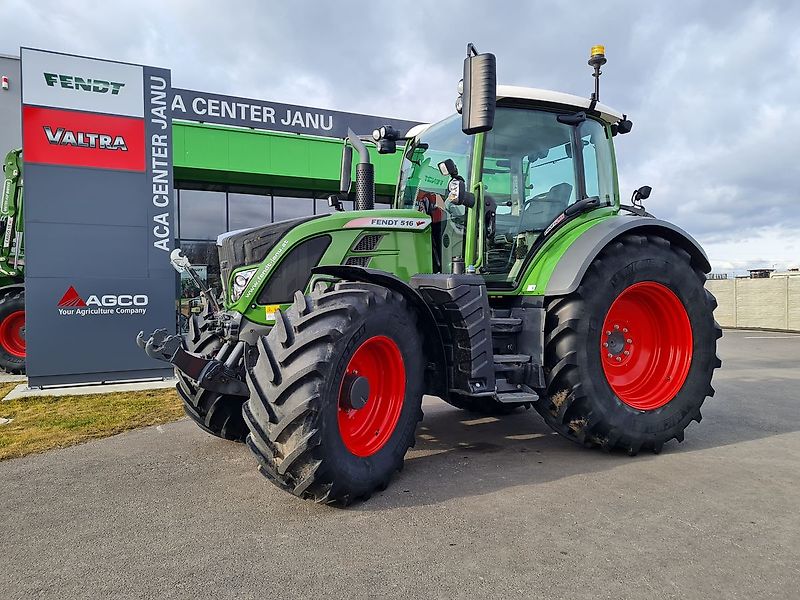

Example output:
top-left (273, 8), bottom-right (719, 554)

top-left (438, 159), bottom-right (475, 208)
top-left (634, 185), bottom-right (652, 201)
top-left (458, 43), bottom-right (496, 135)
top-left (339, 144), bottom-right (353, 193)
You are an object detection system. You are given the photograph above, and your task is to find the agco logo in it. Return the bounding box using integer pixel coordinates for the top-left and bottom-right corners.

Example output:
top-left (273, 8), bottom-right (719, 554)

top-left (57, 286), bottom-right (148, 317)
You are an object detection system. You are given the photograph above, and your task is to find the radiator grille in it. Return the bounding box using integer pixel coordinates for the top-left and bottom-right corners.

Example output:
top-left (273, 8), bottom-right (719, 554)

top-left (345, 255), bottom-right (372, 267)
top-left (352, 234), bottom-right (384, 252)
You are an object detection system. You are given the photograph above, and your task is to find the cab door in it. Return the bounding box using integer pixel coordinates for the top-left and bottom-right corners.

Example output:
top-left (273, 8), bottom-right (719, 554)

top-left (477, 106), bottom-right (616, 289)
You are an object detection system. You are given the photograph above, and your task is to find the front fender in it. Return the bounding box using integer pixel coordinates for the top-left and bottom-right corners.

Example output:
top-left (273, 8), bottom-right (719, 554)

top-left (546, 216), bottom-right (711, 296)
top-left (311, 265), bottom-right (448, 398)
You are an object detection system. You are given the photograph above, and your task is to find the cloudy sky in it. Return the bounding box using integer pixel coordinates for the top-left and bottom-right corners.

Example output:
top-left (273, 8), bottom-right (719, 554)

top-left (4, 0), bottom-right (798, 273)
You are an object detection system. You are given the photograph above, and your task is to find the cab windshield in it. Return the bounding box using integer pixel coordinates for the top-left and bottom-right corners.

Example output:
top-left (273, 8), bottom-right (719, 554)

top-left (397, 114), bottom-right (473, 273)
top-left (482, 107), bottom-right (615, 284)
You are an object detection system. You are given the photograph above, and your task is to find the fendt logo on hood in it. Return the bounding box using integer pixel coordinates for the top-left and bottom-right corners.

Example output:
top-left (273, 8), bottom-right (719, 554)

top-left (43, 126), bottom-right (128, 151)
top-left (57, 286), bottom-right (148, 317)
top-left (43, 72), bottom-right (125, 95)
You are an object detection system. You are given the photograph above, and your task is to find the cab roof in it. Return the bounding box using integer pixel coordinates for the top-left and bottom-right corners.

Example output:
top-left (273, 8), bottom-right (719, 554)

top-left (496, 85), bottom-right (624, 124)
top-left (405, 85), bottom-right (625, 138)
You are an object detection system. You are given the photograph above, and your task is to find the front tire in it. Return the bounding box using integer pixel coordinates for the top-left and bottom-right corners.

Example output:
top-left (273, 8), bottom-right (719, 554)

top-left (243, 282), bottom-right (424, 505)
top-left (536, 234), bottom-right (722, 455)
top-left (176, 312), bottom-right (248, 442)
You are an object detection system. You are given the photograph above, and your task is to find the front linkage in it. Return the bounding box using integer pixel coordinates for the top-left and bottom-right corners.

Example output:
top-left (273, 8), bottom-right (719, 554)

top-left (137, 250), bottom-right (250, 435)
top-left (136, 325), bottom-right (247, 397)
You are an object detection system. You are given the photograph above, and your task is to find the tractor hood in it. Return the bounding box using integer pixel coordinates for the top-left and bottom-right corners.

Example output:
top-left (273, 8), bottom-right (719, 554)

top-left (217, 215), bottom-right (322, 297)
top-left (220, 209), bottom-right (434, 321)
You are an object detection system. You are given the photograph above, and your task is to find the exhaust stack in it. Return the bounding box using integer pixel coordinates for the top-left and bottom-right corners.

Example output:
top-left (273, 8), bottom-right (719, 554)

top-left (347, 129), bottom-right (375, 210)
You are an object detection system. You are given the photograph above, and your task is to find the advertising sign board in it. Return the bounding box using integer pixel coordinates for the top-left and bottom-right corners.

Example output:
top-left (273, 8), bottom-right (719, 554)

top-left (22, 48), bottom-right (175, 385)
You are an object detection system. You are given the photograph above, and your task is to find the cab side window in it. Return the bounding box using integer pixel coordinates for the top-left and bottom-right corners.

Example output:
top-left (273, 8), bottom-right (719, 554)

top-left (580, 119), bottom-right (615, 205)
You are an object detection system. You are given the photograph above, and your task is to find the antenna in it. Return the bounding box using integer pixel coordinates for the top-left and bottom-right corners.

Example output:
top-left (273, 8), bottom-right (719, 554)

top-left (588, 45), bottom-right (607, 111)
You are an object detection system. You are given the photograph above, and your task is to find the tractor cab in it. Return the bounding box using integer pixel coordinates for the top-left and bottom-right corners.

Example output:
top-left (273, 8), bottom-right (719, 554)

top-left (396, 86), bottom-right (624, 290)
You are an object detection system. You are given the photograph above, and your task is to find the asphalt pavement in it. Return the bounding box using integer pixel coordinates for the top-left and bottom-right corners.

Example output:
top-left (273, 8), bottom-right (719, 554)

top-left (1, 329), bottom-right (798, 599)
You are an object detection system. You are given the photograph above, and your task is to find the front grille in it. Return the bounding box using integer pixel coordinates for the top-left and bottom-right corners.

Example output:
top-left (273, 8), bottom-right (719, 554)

top-left (352, 234), bottom-right (384, 252)
top-left (345, 255), bottom-right (372, 267)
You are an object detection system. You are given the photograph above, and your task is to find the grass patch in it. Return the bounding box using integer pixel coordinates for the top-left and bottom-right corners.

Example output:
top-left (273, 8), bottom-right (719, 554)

top-left (0, 385), bottom-right (184, 461)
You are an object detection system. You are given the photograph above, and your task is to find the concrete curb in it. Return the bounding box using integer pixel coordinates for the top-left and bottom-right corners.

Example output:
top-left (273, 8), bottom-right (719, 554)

top-left (3, 378), bottom-right (177, 401)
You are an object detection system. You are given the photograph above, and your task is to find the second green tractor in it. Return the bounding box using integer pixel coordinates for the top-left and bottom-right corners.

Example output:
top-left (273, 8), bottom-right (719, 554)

top-left (139, 44), bottom-right (721, 505)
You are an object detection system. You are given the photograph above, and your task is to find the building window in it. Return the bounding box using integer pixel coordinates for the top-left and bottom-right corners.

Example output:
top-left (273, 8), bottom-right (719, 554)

top-left (273, 190), bottom-right (314, 221)
top-left (229, 191), bottom-right (272, 232)
top-left (178, 189), bottom-right (226, 240)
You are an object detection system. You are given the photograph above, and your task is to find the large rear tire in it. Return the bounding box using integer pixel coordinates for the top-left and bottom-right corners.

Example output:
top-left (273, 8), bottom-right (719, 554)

top-left (176, 313), bottom-right (248, 442)
top-left (243, 282), bottom-right (424, 505)
top-left (0, 290), bottom-right (25, 374)
top-left (536, 234), bottom-right (722, 455)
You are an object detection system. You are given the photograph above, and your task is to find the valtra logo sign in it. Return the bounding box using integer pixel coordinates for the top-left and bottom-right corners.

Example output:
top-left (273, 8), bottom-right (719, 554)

top-left (57, 286), bottom-right (148, 316)
top-left (43, 126), bottom-right (129, 151)
top-left (23, 106), bottom-right (145, 171)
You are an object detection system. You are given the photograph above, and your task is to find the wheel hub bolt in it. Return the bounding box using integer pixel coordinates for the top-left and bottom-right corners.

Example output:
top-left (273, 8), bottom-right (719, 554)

top-left (623, 350), bottom-right (630, 356)
top-left (603, 342), bottom-right (609, 348)
top-left (626, 338), bottom-right (633, 344)
top-left (614, 324), bottom-right (620, 330)
top-left (622, 328), bottom-right (628, 333)
top-left (615, 356), bottom-right (622, 362)
top-left (607, 353), bottom-right (613, 358)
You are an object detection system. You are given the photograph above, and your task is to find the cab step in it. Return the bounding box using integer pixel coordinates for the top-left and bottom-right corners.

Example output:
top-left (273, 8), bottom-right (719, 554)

top-left (490, 316), bottom-right (523, 334)
top-left (493, 353), bottom-right (530, 364)
top-left (495, 390), bottom-right (539, 404)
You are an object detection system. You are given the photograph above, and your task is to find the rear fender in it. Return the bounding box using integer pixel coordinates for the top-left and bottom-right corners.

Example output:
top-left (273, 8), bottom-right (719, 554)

top-left (311, 265), bottom-right (448, 398)
top-left (546, 216), bottom-right (711, 296)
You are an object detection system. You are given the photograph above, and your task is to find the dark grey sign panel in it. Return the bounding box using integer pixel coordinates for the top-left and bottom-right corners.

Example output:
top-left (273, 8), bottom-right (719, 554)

top-left (26, 277), bottom-right (177, 381)
top-left (171, 88), bottom-right (421, 138)
top-left (22, 48), bottom-right (175, 385)
top-left (24, 165), bottom-right (148, 228)
top-left (144, 66), bottom-right (175, 280)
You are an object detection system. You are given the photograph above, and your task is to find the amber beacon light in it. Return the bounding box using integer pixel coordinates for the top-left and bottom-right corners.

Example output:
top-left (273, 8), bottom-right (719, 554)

top-left (588, 44), bottom-right (607, 108)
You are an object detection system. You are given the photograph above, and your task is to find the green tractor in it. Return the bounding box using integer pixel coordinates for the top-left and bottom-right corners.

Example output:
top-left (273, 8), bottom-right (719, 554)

top-left (139, 44), bottom-right (721, 504)
top-left (0, 148), bottom-right (26, 374)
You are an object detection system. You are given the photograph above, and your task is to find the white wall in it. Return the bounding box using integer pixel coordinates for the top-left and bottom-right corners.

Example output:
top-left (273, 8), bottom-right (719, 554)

top-left (706, 277), bottom-right (800, 331)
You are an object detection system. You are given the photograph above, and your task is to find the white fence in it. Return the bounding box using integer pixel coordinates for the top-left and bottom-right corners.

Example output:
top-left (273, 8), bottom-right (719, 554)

top-left (706, 277), bottom-right (800, 331)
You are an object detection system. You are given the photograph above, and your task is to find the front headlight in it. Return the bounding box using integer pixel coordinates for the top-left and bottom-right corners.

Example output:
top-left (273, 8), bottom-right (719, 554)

top-left (231, 268), bottom-right (258, 301)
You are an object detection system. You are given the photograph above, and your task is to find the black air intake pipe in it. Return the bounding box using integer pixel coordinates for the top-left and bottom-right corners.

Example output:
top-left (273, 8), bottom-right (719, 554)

top-left (347, 129), bottom-right (375, 210)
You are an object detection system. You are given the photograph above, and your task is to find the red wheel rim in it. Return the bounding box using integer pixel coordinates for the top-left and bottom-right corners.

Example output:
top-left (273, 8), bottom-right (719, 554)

top-left (337, 335), bottom-right (405, 457)
top-left (600, 282), bottom-right (692, 411)
top-left (0, 310), bottom-right (25, 358)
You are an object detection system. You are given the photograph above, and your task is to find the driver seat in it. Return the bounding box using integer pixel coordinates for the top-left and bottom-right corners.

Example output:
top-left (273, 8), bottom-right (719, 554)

top-left (519, 182), bottom-right (573, 232)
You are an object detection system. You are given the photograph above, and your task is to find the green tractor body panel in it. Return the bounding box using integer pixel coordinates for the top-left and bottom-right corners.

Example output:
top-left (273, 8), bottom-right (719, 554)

top-left (226, 208), bottom-right (433, 326)
top-left (514, 208), bottom-right (617, 296)
top-left (1, 148), bottom-right (25, 281)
